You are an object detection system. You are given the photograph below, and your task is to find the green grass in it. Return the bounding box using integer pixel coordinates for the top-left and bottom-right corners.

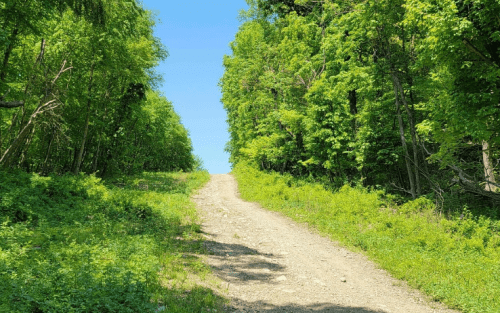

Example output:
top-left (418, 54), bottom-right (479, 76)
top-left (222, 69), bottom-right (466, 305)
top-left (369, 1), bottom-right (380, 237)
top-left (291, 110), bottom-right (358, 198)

top-left (233, 162), bottom-right (500, 313)
top-left (0, 170), bottom-right (226, 313)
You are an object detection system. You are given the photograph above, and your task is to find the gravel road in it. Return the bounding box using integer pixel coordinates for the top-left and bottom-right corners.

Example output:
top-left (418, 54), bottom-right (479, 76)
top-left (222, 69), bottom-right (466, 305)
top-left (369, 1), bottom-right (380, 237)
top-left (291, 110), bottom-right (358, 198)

top-left (192, 174), bottom-right (460, 313)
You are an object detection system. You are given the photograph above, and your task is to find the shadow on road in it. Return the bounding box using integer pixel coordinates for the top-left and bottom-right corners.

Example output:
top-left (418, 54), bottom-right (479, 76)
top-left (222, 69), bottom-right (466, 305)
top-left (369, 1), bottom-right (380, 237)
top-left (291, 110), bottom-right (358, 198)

top-left (202, 237), bottom-right (388, 313)
top-left (203, 238), bottom-right (287, 282)
top-left (227, 300), bottom-right (387, 312)
top-left (204, 239), bottom-right (276, 257)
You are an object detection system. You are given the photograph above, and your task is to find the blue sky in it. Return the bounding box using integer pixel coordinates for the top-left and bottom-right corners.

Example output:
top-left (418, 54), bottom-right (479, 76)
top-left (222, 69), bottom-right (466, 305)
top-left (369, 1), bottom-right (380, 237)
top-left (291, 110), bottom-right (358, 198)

top-left (140, 0), bottom-right (249, 174)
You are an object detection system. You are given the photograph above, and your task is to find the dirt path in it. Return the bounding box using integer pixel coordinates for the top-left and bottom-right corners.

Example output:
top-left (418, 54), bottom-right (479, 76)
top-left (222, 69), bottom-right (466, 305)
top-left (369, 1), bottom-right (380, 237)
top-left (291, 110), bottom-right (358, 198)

top-left (192, 174), bottom-right (460, 313)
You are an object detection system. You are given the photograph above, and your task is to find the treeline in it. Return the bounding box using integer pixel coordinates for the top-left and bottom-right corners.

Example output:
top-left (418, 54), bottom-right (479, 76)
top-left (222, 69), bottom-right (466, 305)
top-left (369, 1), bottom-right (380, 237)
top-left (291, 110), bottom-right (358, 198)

top-left (0, 0), bottom-right (195, 176)
top-left (221, 0), bottom-right (500, 209)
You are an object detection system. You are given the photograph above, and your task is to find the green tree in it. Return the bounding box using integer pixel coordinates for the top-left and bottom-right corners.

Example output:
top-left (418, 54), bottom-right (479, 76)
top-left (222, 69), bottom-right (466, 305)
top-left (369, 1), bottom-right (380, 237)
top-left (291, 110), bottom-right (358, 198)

top-left (0, 0), bottom-right (196, 175)
top-left (405, 0), bottom-right (500, 197)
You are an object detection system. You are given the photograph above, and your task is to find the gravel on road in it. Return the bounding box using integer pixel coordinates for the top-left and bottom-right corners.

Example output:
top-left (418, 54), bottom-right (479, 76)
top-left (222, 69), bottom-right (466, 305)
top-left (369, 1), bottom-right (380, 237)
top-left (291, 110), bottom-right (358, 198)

top-left (192, 174), bottom-right (460, 313)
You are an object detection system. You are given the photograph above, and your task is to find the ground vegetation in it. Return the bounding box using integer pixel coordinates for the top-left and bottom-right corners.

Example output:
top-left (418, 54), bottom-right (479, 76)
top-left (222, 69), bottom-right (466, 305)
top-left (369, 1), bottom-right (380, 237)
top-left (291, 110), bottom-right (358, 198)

top-left (0, 170), bottom-right (225, 312)
top-left (233, 162), bottom-right (500, 313)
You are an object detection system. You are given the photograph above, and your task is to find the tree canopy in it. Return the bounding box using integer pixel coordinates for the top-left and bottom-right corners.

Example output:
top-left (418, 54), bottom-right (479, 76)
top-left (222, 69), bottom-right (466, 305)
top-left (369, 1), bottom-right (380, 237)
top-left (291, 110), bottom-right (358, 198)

top-left (221, 0), bottom-right (500, 209)
top-left (0, 0), bottom-right (196, 175)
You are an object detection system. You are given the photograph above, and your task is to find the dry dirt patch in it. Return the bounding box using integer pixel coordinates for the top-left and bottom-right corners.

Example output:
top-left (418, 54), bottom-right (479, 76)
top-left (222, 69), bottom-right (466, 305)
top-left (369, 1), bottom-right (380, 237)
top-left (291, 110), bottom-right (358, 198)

top-left (192, 174), bottom-right (460, 313)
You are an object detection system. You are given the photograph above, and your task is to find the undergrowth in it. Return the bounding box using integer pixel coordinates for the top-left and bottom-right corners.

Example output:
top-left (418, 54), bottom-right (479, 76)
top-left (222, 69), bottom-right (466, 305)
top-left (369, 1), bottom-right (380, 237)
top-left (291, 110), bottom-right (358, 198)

top-left (0, 169), bottom-right (225, 312)
top-left (233, 162), bottom-right (500, 313)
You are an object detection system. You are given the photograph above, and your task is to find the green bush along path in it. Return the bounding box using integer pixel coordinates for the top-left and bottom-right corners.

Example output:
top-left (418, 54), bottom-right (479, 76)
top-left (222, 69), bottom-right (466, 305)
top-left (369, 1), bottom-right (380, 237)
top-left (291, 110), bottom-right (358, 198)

top-left (231, 163), bottom-right (500, 313)
top-left (1, 164), bottom-right (497, 312)
top-left (0, 170), bottom-right (227, 313)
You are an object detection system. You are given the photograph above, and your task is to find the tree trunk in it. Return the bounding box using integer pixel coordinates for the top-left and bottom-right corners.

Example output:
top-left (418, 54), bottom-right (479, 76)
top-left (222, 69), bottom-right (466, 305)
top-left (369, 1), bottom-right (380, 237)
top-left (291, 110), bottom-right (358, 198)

top-left (92, 133), bottom-right (102, 173)
top-left (393, 74), bottom-right (421, 196)
top-left (483, 140), bottom-right (497, 192)
top-left (0, 99), bottom-right (57, 167)
top-left (0, 122), bottom-right (34, 167)
top-left (7, 109), bottom-right (20, 142)
top-left (18, 39), bottom-right (46, 131)
top-left (0, 101), bottom-right (24, 108)
top-left (41, 128), bottom-right (55, 174)
top-left (348, 89), bottom-right (357, 133)
top-left (19, 125), bottom-right (36, 168)
top-left (392, 78), bottom-right (416, 199)
top-left (0, 27), bottom-right (19, 82)
top-left (74, 60), bottom-right (95, 175)
top-left (419, 139), bottom-right (431, 178)
top-left (73, 102), bottom-right (91, 174)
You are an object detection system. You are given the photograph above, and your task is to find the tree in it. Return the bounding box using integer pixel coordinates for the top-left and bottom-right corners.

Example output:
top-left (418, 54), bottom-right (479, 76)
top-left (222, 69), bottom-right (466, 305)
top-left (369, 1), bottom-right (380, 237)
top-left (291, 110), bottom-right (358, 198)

top-left (0, 0), bottom-right (195, 175)
top-left (406, 0), bottom-right (500, 196)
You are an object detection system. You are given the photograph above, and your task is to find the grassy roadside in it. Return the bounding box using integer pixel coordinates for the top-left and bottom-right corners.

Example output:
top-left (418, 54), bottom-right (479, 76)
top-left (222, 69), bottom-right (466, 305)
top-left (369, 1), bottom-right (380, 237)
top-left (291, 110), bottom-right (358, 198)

top-left (233, 162), bottom-right (500, 313)
top-left (0, 170), bottom-right (226, 312)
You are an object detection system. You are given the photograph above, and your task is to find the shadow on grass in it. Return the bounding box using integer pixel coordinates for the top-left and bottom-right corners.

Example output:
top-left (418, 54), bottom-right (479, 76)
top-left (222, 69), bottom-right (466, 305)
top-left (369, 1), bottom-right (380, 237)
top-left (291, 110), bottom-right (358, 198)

top-left (109, 171), bottom-right (191, 194)
top-left (7, 270), bottom-right (157, 312)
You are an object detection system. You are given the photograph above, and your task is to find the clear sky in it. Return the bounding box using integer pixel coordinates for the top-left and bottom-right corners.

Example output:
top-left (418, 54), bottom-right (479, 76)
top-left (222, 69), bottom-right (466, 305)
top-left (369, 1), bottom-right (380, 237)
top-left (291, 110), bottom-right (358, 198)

top-left (140, 0), bottom-right (248, 174)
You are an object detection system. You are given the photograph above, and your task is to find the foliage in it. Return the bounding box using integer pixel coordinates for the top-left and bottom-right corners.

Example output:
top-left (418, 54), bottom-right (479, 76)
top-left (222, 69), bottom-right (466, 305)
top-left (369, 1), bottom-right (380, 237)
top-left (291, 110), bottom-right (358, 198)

top-left (222, 0), bottom-right (500, 208)
top-left (233, 162), bottom-right (500, 313)
top-left (0, 169), bottom-right (226, 312)
top-left (0, 0), bottom-right (196, 175)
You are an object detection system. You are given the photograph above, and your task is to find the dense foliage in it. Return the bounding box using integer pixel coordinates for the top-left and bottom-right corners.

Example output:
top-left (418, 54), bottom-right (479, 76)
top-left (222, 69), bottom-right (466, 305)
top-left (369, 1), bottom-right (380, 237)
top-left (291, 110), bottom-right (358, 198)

top-left (0, 170), bottom-right (225, 312)
top-left (0, 0), bottom-right (195, 175)
top-left (221, 0), bottom-right (500, 209)
top-left (233, 162), bottom-right (500, 313)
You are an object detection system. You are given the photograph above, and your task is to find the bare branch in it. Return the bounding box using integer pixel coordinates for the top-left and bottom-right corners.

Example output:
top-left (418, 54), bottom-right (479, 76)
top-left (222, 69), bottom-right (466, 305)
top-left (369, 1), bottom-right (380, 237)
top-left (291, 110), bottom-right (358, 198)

top-left (0, 100), bottom-right (24, 108)
top-left (390, 183), bottom-right (414, 196)
top-left (462, 39), bottom-right (499, 67)
top-left (51, 60), bottom-right (73, 85)
top-left (0, 89), bottom-right (24, 108)
top-left (449, 164), bottom-right (500, 189)
top-left (0, 89), bottom-right (10, 100)
top-left (296, 74), bottom-right (308, 88)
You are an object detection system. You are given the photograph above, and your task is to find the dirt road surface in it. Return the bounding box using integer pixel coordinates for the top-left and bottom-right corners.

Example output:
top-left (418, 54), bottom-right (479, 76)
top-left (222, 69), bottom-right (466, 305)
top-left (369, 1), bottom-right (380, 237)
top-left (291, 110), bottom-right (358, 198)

top-left (192, 174), bottom-right (460, 313)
